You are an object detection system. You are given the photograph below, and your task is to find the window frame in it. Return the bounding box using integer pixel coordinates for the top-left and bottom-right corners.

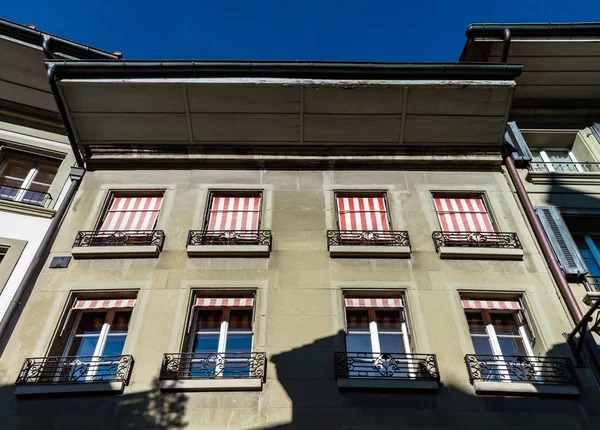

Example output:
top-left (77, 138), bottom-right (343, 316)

top-left (344, 304), bottom-right (410, 354)
top-left (0, 153), bottom-right (60, 204)
top-left (334, 191), bottom-right (393, 232)
top-left (188, 306), bottom-right (255, 355)
top-left (95, 190), bottom-right (165, 231)
top-left (432, 193), bottom-right (496, 233)
top-left (202, 190), bottom-right (264, 232)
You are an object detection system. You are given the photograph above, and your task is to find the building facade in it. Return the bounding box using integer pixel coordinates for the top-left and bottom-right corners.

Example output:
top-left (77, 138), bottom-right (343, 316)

top-left (0, 23), bottom-right (599, 430)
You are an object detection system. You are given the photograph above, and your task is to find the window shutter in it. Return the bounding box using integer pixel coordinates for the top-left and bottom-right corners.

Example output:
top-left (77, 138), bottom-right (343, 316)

top-left (535, 206), bottom-right (587, 280)
top-left (504, 121), bottom-right (532, 167)
top-left (591, 123), bottom-right (600, 144)
top-left (518, 299), bottom-right (536, 348)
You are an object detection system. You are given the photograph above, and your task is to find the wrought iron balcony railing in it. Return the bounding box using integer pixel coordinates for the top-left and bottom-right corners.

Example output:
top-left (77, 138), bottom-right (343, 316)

top-left (73, 230), bottom-right (165, 250)
top-left (465, 354), bottom-right (579, 385)
top-left (187, 230), bottom-right (272, 248)
top-left (432, 231), bottom-right (522, 251)
top-left (335, 352), bottom-right (440, 381)
top-left (159, 352), bottom-right (266, 381)
top-left (327, 230), bottom-right (410, 249)
top-left (582, 276), bottom-right (600, 293)
top-left (0, 184), bottom-right (52, 207)
top-left (529, 161), bottom-right (600, 173)
top-left (15, 355), bottom-right (134, 385)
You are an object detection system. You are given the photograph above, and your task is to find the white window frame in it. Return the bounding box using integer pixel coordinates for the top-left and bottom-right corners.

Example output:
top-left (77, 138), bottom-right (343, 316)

top-left (62, 309), bottom-right (130, 382)
top-left (345, 307), bottom-right (410, 354)
top-left (0, 157), bottom-right (56, 202)
top-left (531, 148), bottom-right (583, 173)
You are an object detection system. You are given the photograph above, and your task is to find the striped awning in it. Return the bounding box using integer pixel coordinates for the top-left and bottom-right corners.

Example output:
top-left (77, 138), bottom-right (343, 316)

top-left (195, 297), bottom-right (254, 307)
top-left (461, 299), bottom-right (522, 311)
top-left (337, 196), bottom-right (390, 231)
top-left (100, 196), bottom-right (163, 231)
top-left (345, 298), bottom-right (403, 308)
top-left (208, 196), bottom-right (261, 231)
top-left (73, 298), bottom-right (136, 310)
top-left (434, 197), bottom-right (494, 233)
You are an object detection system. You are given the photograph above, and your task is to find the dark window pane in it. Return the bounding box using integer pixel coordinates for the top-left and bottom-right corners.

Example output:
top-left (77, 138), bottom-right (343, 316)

top-left (466, 312), bottom-right (486, 334)
top-left (0, 159), bottom-right (33, 183)
top-left (111, 311), bottom-right (131, 332)
top-left (76, 312), bottom-right (107, 335)
top-left (490, 313), bottom-right (520, 335)
top-left (103, 335), bottom-right (126, 356)
top-left (346, 310), bottom-right (369, 329)
top-left (497, 337), bottom-right (527, 357)
top-left (346, 333), bottom-right (372, 352)
top-left (375, 310), bottom-right (401, 330)
top-left (193, 333), bottom-right (220, 353)
top-left (225, 334), bottom-right (252, 353)
top-left (229, 309), bottom-right (252, 330)
top-left (378, 333), bottom-right (404, 353)
top-left (471, 336), bottom-right (493, 355)
top-left (197, 310), bottom-right (223, 330)
top-left (68, 335), bottom-right (99, 356)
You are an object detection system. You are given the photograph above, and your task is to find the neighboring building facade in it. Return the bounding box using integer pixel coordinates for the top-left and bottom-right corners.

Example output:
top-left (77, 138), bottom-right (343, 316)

top-left (0, 20), bottom-right (119, 331)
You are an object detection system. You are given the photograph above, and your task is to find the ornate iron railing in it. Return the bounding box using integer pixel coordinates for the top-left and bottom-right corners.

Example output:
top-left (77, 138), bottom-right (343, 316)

top-left (73, 230), bottom-right (165, 250)
top-left (327, 230), bottom-right (410, 249)
top-left (432, 231), bottom-right (522, 251)
top-left (187, 230), bottom-right (271, 248)
top-left (0, 184), bottom-right (52, 207)
top-left (15, 355), bottom-right (134, 385)
top-left (529, 161), bottom-right (600, 173)
top-left (335, 352), bottom-right (440, 380)
top-left (465, 354), bottom-right (579, 385)
top-left (159, 352), bottom-right (266, 381)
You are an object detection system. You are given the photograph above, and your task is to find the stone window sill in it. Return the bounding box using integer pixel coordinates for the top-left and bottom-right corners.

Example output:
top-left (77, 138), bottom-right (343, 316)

top-left (473, 380), bottom-right (579, 397)
top-left (526, 171), bottom-right (600, 186)
top-left (186, 244), bottom-right (270, 258)
top-left (0, 199), bottom-right (55, 219)
top-left (337, 378), bottom-right (438, 390)
top-left (15, 381), bottom-right (125, 396)
top-left (160, 378), bottom-right (263, 392)
top-left (329, 245), bottom-right (411, 258)
top-left (72, 245), bottom-right (161, 259)
top-left (438, 247), bottom-right (524, 260)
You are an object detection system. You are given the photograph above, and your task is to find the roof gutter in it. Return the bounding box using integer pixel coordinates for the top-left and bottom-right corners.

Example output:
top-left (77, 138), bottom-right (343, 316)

top-left (466, 22), bottom-right (600, 38)
top-left (45, 60), bottom-right (522, 81)
top-left (0, 18), bottom-right (120, 60)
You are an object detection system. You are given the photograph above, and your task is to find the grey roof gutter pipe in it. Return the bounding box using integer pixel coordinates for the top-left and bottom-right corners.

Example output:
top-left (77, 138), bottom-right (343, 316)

top-left (466, 22), bottom-right (600, 38)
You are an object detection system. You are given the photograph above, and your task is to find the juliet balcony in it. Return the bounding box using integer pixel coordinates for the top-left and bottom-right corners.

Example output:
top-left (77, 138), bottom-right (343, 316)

top-left (186, 230), bottom-right (272, 257)
top-left (159, 352), bottom-right (267, 392)
top-left (14, 355), bottom-right (134, 395)
top-left (0, 183), bottom-right (52, 212)
top-left (327, 230), bottom-right (411, 258)
top-left (334, 352), bottom-right (440, 390)
top-left (431, 231), bottom-right (524, 260)
top-left (527, 161), bottom-right (600, 185)
top-left (465, 354), bottom-right (579, 396)
top-left (71, 229), bottom-right (165, 259)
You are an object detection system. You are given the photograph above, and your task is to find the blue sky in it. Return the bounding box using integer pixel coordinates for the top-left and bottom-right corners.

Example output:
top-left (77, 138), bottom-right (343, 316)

top-left (4, 1), bottom-right (600, 61)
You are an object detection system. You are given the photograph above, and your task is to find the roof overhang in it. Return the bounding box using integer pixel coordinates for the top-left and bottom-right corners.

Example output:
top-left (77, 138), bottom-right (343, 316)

top-left (0, 19), bottom-right (119, 130)
top-left (46, 60), bottom-right (522, 169)
top-left (460, 23), bottom-right (600, 128)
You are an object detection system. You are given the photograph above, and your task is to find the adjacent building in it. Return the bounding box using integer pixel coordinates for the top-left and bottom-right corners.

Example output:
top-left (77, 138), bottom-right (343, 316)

top-left (0, 21), bottom-right (600, 430)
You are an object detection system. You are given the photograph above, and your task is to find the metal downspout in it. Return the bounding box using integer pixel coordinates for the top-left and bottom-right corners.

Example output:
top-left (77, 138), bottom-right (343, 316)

top-left (501, 28), bottom-right (511, 63)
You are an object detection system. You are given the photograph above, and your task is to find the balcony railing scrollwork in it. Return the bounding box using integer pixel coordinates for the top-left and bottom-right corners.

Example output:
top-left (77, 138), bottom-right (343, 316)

top-left (0, 184), bottom-right (52, 207)
top-left (327, 230), bottom-right (410, 249)
top-left (15, 355), bottom-right (134, 385)
top-left (159, 352), bottom-right (266, 381)
top-left (335, 352), bottom-right (440, 381)
top-left (464, 354), bottom-right (579, 385)
top-left (187, 230), bottom-right (272, 248)
top-left (432, 231), bottom-right (522, 251)
top-left (73, 230), bottom-right (165, 250)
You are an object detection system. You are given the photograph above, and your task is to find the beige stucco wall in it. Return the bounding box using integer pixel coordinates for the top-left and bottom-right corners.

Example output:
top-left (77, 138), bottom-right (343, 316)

top-left (0, 167), bottom-right (598, 429)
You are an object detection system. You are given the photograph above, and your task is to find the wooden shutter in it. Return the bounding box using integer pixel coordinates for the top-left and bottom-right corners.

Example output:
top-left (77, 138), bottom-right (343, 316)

top-left (535, 206), bottom-right (587, 280)
top-left (504, 121), bottom-right (532, 167)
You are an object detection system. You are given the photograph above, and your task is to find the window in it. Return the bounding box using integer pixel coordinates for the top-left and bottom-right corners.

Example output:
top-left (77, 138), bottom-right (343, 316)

top-left (188, 297), bottom-right (254, 377)
top-left (98, 194), bottom-right (163, 231)
top-left (531, 149), bottom-right (582, 172)
top-left (0, 250), bottom-right (4, 265)
top-left (563, 215), bottom-right (600, 289)
top-left (205, 192), bottom-right (262, 232)
top-left (433, 195), bottom-right (494, 233)
top-left (335, 193), bottom-right (391, 232)
top-left (0, 155), bottom-right (59, 205)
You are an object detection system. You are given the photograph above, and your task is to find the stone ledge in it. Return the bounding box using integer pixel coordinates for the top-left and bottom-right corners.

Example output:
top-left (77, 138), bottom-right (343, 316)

top-left (15, 381), bottom-right (125, 396)
top-left (438, 246), bottom-right (524, 260)
top-left (186, 244), bottom-right (270, 258)
top-left (329, 245), bottom-right (411, 258)
top-left (526, 171), bottom-right (600, 185)
top-left (337, 378), bottom-right (438, 390)
top-left (582, 291), bottom-right (600, 306)
top-left (0, 199), bottom-right (55, 219)
top-left (72, 245), bottom-right (160, 259)
top-left (473, 380), bottom-right (579, 397)
top-left (160, 378), bottom-right (263, 392)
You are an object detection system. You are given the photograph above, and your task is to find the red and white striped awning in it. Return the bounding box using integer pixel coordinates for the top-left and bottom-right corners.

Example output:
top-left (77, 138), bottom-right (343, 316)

top-left (73, 298), bottom-right (136, 310)
top-left (434, 197), bottom-right (494, 233)
top-left (100, 196), bottom-right (163, 231)
top-left (195, 297), bottom-right (254, 308)
top-left (461, 299), bottom-right (522, 311)
top-left (337, 196), bottom-right (390, 231)
top-left (345, 298), bottom-right (403, 308)
top-left (208, 196), bottom-right (261, 231)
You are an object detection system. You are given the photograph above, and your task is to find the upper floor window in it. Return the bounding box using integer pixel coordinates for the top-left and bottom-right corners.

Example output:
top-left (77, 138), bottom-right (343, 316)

top-left (335, 193), bottom-right (391, 232)
top-left (99, 193), bottom-right (163, 231)
top-left (0, 154), bottom-right (59, 206)
top-left (205, 192), bottom-right (262, 232)
top-left (433, 195), bottom-right (494, 233)
top-left (531, 149), bottom-right (583, 173)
